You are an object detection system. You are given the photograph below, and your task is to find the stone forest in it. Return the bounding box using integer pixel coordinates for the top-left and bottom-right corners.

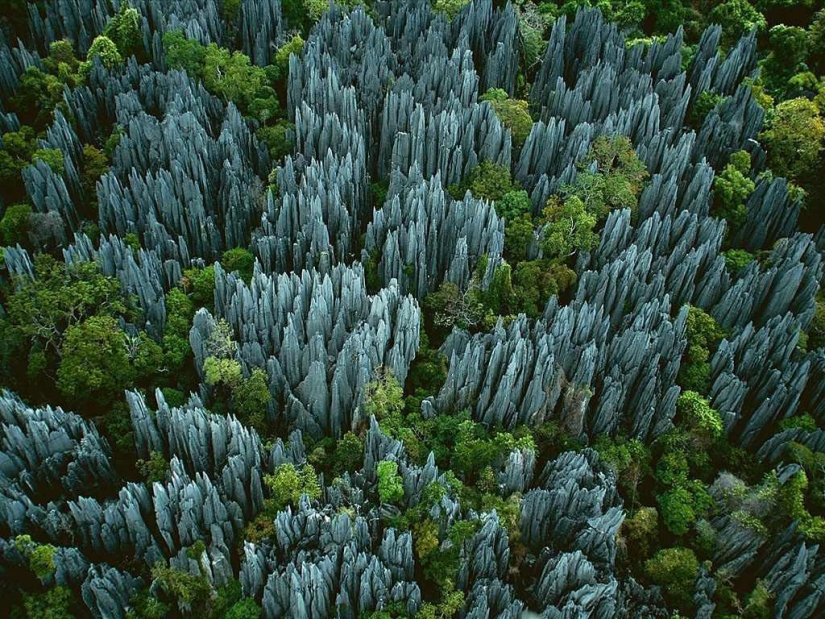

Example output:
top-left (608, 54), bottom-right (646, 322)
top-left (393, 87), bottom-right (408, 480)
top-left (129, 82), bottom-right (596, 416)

top-left (1, 0), bottom-right (825, 617)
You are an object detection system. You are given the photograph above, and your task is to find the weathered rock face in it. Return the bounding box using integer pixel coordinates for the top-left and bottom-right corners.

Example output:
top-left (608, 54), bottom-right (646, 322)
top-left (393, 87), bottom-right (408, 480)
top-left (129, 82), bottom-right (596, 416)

top-left (190, 262), bottom-right (421, 439)
top-left (0, 391), bottom-right (119, 532)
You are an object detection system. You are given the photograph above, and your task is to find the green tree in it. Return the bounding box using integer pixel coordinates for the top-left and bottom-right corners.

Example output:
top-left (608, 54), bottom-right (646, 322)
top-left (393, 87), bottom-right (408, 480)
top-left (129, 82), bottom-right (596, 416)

top-left (182, 264), bottom-right (216, 307)
top-left (431, 0), bottom-right (469, 18)
top-left (32, 148), bottom-right (64, 174)
top-left (224, 598), bottom-right (262, 619)
top-left (457, 161), bottom-right (517, 202)
top-left (222, 247), bottom-right (255, 281)
top-left (14, 534), bottom-right (57, 581)
top-left (362, 370), bottom-right (405, 420)
top-left (272, 35), bottom-right (304, 83)
top-left (264, 463), bottom-right (321, 511)
top-left (56, 315), bottom-right (154, 406)
top-left (377, 460), bottom-right (405, 503)
top-left (233, 368), bottom-right (271, 433)
top-left (480, 89), bottom-right (534, 147)
top-left (150, 563), bottom-right (212, 614)
top-left (676, 391), bottom-right (724, 443)
top-left (84, 35), bottom-right (123, 68)
top-left (689, 90), bottom-right (724, 128)
top-left (760, 98), bottom-right (825, 182)
top-left (563, 135), bottom-right (648, 218)
top-left (258, 120), bottom-right (294, 161)
top-left (540, 195), bottom-right (599, 260)
top-left (644, 547), bottom-right (700, 611)
top-left (6, 256), bottom-right (126, 354)
top-left (708, 0), bottom-right (766, 47)
top-left (504, 213), bottom-right (534, 262)
top-left (496, 189), bottom-right (533, 221)
top-left (621, 506), bottom-right (658, 561)
top-left (332, 432), bottom-right (364, 476)
top-left (713, 150), bottom-right (754, 233)
top-left (137, 451), bottom-right (170, 483)
top-left (723, 249), bottom-right (755, 275)
top-left (424, 281), bottom-right (488, 332)
top-left (103, 3), bottom-right (142, 57)
top-left (163, 30), bottom-right (207, 76)
top-left (0, 204), bottom-right (32, 245)
top-left (677, 305), bottom-right (725, 394)
top-left (21, 586), bottom-right (75, 619)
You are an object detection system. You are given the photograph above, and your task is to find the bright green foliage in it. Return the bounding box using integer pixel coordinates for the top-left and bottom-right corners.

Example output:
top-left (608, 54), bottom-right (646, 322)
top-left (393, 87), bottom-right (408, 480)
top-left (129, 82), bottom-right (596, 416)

top-left (182, 264), bottom-right (216, 307)
top-left (81, 144), bottom-right (109, 196)
top-left (708, 0), bottom-right (766, 46)
top-left (809, 11), bottom-right (825, 74)
top-left (258, 120), bottom-right (294, 161)
top-left (593, 435), bottom-right (651, 508)
top-left (0, 126), bottom-right (36, 191)
top-left (563, 135), bottom-right (648, 218)
top-left (742, 581), bottom-right (773, 619)
top-left (511, 259), bottom-right (577, 317)
top-left (5, 256), bottom-right (125, 353)
top-left (163, 32), bottom-right (279, 122)
top-left (362, 370), bottom-right (405, 420)
top-left (713, 150), bottom-right (754, 232)
top-left (204, 356), bottom-right (243, 390)
top-left (461, 161), bottom-right (518, 202)
top-left (431, 0), bottom-right (469, 18)
top-left (676, 391), bottom-right (724, 442)
top-left (762, 26), bottom-right (809, 95)
top-left (540, 195), bottom-right (599, 260)
top-left (760, 98), bottom-right (825, 182)
top-left (32, 148), bottom-right (64, 174)
top-left (377, 460), bottom-right (405, 503)
top-left (137, 451), bottom-right (170, 483)
top-left (417, 582), bottom-right (465, 619)
top-left (103, 3), bottom-right (142, 57)
top-left (723, 249), bottom-right (755, 275)
top-left (657, 481), bottom-right (711, 535)
top-left (496, 189), bottom-right (533, 221)
top-left (0, 204), bottom-right (32, 245)
top-left (150, 563), bottom-right (212, 614)
top-left (677, 305), bottom-right (725, 394)
top-left (224, 598), bottom-right (262, 619)
top-left (15, 534), bottom-right (57, 580)
top-left (504, 214), bottom-right (535, 262)
top-left (480, 89), bottom-right (534, 147)
top-left (233, 368), bottom-right (271, 433)
top-left (332, 432), bottom-right (364, 476)
top-left (621, 506), bottom-right (658, 560)
top-left (689, 90), bottom-right (724, 128)
top-left (264, 463), bottom-right (321, 511)
top-left (222, 0), bottom-right (243, 19)
top-left (424, 281), bottom-right (488, 331)
top-left (452, 420), bottom-right (535, 482)
top-left (413, 518), bottom-right (440, 559)
top-left (222, 247), bottom-right (255, 281)
top-left (129, 590), bottom-right (170, 619)
top-left (163, 30), bottom-right (207, 75)
top-left (480, 262), bottom-right (517, 316)
top-left (85, 35), bottom-right (124, 68)
top-left (56, 315), bottom-right (158, 405)
top-left (22, 585), bottom-right (75, 618)
top-left (644, 547), bottom-right (700, 611)
top-left (272, 35), bottom-right (304, 82)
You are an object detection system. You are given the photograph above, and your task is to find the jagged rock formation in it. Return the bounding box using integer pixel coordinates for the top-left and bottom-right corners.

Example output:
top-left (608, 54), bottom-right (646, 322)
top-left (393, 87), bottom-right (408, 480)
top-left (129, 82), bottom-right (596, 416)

top-left (190, 262), bottom-right (420, 439)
